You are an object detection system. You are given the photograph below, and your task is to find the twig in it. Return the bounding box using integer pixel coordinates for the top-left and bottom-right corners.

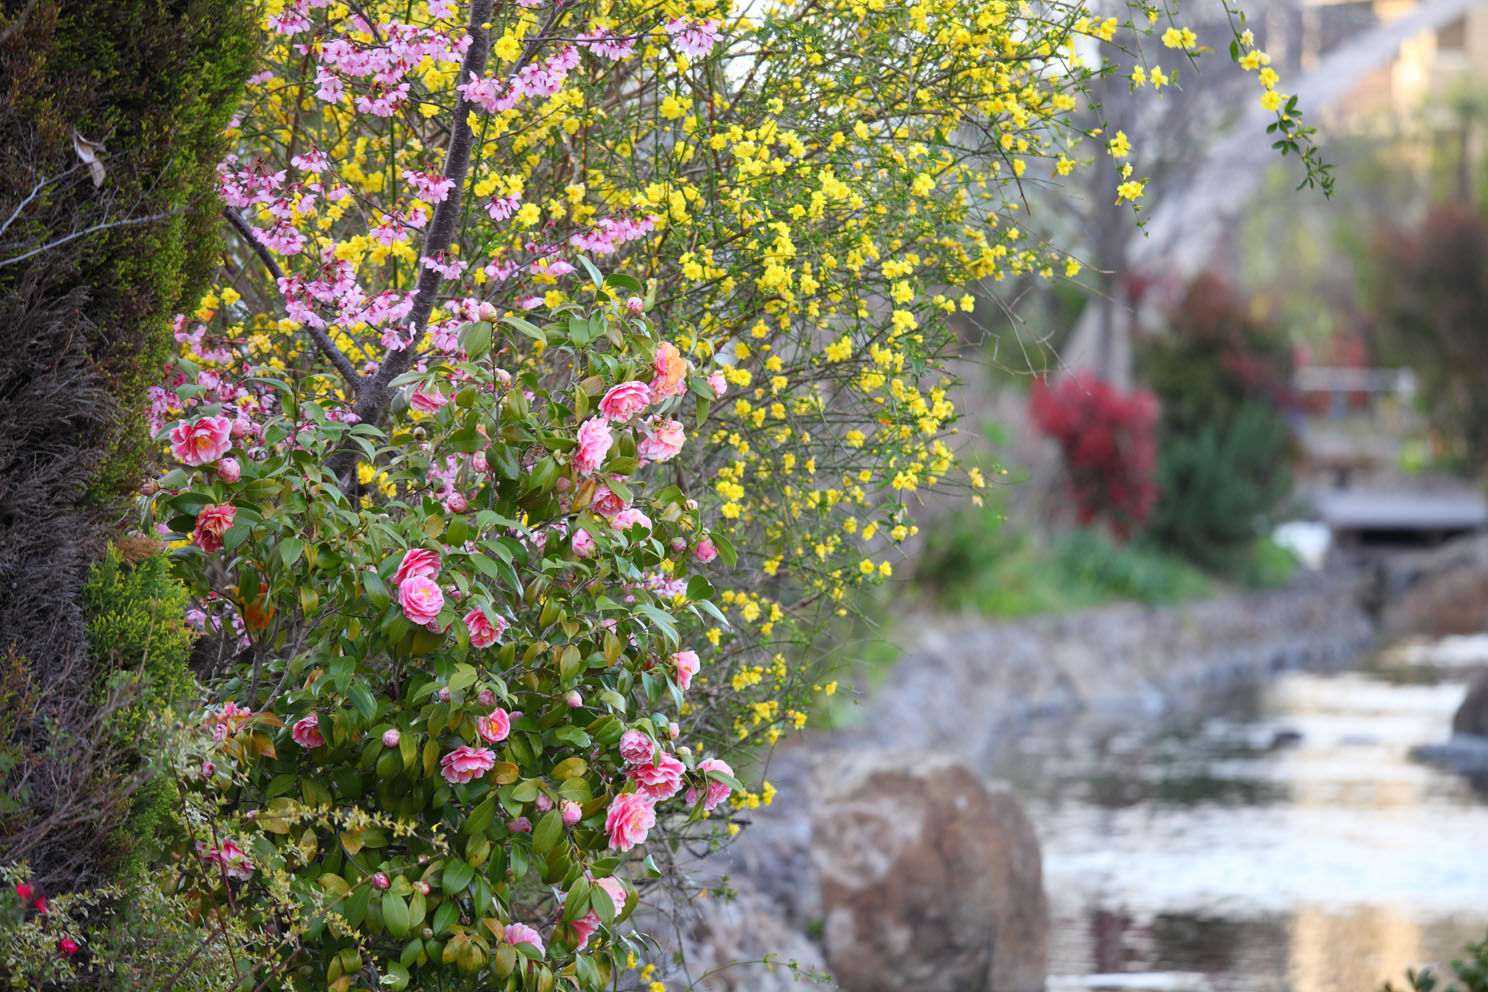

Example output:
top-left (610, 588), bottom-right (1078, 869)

top-left (0, 208), bottom-right (187, 269)
top-left (221, 207), bottom-right (364, 394)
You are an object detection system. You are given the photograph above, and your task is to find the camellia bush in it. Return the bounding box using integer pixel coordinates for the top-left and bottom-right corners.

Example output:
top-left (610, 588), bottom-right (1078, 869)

top-left (0, 0), bottom-right (1332, 987)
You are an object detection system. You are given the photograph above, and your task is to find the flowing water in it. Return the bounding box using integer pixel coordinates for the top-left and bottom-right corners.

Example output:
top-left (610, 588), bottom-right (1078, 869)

top-left (986, 656), bottom-right (1488, 992)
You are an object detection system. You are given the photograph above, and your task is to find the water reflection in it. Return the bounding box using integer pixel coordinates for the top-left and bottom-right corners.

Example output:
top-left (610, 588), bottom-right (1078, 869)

top-left (993, 664), bottom-right (1488, 992)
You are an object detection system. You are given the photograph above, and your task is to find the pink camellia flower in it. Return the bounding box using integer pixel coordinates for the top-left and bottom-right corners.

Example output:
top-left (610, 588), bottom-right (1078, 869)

top-left (440, 744), bottom-right (497, 784)
top-left (56, 936), bottom-right (79, 958)
top-left (693, 537), bottom-right (718, 563)
top-left (637, 418), bottom-right (685, 463)
top-left (609, 508), bottom-right (651, 533)
top-left (409, 387), bottom-right (448, 414)
top-left (170, 415), bottom-right (233, 466)
top-left (687, 757), bottom-right (735, 811)
top-left (574, 417), bottom-right (613, 474)
top-left (605, 792), bottom-right (656, 852)
top-left (591, 482), bottom-right (628, 517)
top-left (595, 875), bottom-right (627, 916)
top-left (629, 752), bottom-right (685, 801)
top-left (572, 528), bottom-right (596, 559)
top-left (217, 457), bottom-right (241, 483)
top-left (392, 548), bottom-right (441, 586)
top-left (509, 816), bottom-right (532, 833)
top-left (561, 800), bottom-right (583, 825)
top-left (599, 380), bottom-right (652, 422)
top-left (382, 728), bottom-right (401, 748)
top-left (570, 910), bottom-right (600, 950)
top-left (210, 700), bottom-right (253, 739)
top-left (198, 838), bottom-right (255, 880)
top-left (291, 714), bottom-right (325, 748)
top-left (230, 415), bottom-right (254, 439)
top-left (371, 872), bottom-right (390, 890)
top-left (626, 295), bottom-right (644, 315)
top-left (477, 708), bottom-right (511, 743)
top-left (463, 606), bottom-right (506, 648)
top-left (672, 650), bottom-right (700, 691)
top-left (618, 730), bottom-right (654, 765)
top-left (708, 371), bottom-right (727, 398)
top-left (504, 922), bottom-right (545, 956)
top-left (192, 503), bottom-right (236, 553)
top-left (651, 342), bottom-right (689, 399)
top-left (398, 575), bottom-right (444, 624)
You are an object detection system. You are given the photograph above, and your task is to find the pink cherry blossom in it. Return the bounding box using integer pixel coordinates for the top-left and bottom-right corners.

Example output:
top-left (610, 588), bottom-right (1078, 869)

top-left (398, 575), bottom-right (444, 624)
top-left (440, 744), bottom-right (497, 784)
top-left (604, 791), bottom-right (656, 851)
top-left (170, 415), bottom-right (233, 466)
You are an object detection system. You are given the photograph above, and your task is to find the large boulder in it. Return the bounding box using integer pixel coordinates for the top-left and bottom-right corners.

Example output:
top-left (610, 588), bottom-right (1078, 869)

top-left (1454, 672), bottom-right (1488, 737)
top-left (810, 751), bottom-right (1047, 992)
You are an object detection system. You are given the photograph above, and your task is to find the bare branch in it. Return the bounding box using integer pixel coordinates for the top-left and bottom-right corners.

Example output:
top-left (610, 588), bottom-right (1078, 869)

top-left (221, 206), bottom-right (364, 394)
top-left (0, 207), bottom-right (188, 270)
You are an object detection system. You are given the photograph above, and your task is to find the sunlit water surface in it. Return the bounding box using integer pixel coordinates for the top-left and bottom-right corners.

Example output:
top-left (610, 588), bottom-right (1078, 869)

top-left (986, 662), bottom-right (1488, 992)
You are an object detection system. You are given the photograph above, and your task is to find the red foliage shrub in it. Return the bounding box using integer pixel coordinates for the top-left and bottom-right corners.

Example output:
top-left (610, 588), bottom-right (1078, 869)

top-left (1030, 374), bottom-right (1160, 537)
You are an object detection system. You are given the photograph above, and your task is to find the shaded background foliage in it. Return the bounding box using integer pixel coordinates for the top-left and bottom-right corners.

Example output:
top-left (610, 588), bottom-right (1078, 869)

top-left (0, 0), bottom-right (255, 891)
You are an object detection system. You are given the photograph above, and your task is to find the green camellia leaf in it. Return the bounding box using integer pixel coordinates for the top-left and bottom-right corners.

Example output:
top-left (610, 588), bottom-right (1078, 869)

top-left (441, 859), bottom-right (474, 896)
top-left (383, 892), bottom-right (411, 938)
top-left (531, 809), bottom-right (563, 854)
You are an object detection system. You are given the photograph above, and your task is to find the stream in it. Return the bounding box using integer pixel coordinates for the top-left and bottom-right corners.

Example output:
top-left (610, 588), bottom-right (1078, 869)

top-left (986, 654), bottom-right (1488, 992)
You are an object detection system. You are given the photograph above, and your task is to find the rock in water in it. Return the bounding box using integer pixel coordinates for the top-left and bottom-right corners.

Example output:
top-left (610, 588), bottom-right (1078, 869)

top-left (810, 751), bottom-right (1047, 992)
top-left (1454, 672), bottom-right (1488, 737)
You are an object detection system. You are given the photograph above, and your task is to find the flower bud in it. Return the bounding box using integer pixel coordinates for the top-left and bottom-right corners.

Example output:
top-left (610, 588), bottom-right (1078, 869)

top-left (670, 536), bottom-right (687, 553)
top-left (139, 480), bottom-right (158, 497)
top-left (217, 457), bottom-right (241, 483)
top-left (446, 492), bottom-right (469, 513)
top-left (693, 538), bottom-right (718, 564)
top-left (668, 721), bottom-right (680, 739)
top-left (417, 881), bottom-right (431, 896)
top-left (626, 296), bottom-right (644, 315)
top-left (477, 688), bottom-right (496, 708)
top-left (382, 729), bottom-right (401, 748)
top-left (438, 688), bottom-right (451, 702)
top-left (508, 817), bottom-right (531, 833)
top-left (565, 690), bottom-right (583, 708)
top-left (685, 498), bottom-right (699, 512)
top-left (535, 793), bottom-right (554, 812)
top-left (561, 800), bottom-right (582, 825)
top-left (371, 872), bottom-right (390, 890)
top-left (56, 937), bottom-right (78, 958)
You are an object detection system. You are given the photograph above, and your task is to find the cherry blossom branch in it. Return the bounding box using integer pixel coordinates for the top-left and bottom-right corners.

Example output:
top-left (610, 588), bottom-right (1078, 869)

top-left (327, 0), bottom-right (498, 485)
top-left (221, 206), bottom-right (364, 394)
